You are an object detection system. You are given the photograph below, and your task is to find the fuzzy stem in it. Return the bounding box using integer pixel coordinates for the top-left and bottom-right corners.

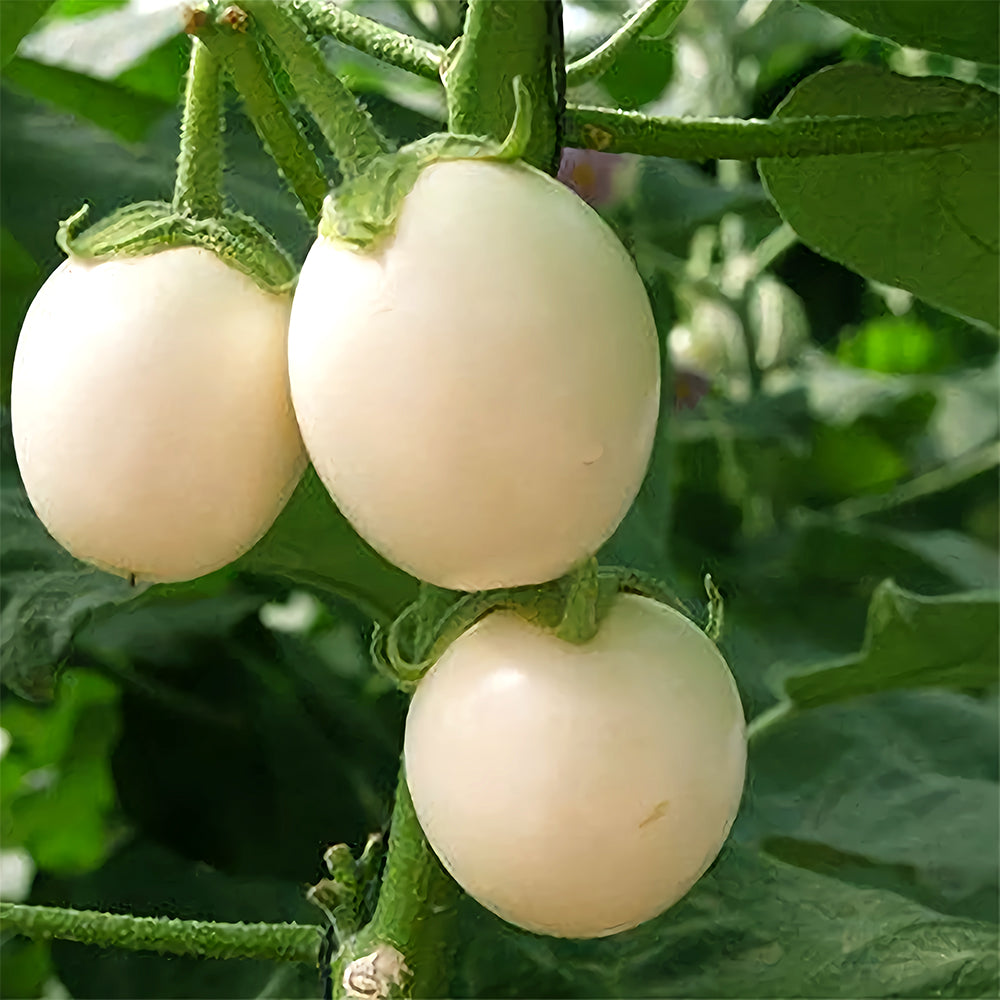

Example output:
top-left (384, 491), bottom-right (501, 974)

top-left (291, 0), bottom-right (444, 80)
top-left (241, 0), bottom-right (387, 178)
top-left (563, 105), bottom-right (999, 159)
top-left (331, 767), bottom-right (461, 999)
top-left (566, 0), bottom-right (687, 87)
top-left (173, 37), bottom-right (224, 218)
top-left (445, 0), bottom-right (563, 173)
top-left (0, 903), bottom-right (322, 965)
top-left (192, 12), bottom-right (328, 222)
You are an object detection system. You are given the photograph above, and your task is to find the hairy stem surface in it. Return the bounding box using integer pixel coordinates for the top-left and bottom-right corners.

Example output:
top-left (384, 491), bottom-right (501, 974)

top-left (564, 105), bottom-right (1000, 159)
top-left (292, 0), bottom-right (444, 80)
top-left (193, 13), bottom-right (328, 221)
top-left (445, 0), bottom-right (563, 173)
top-left (173, 37), bottom-right (224, 218)
top-left (0, 903), bottom-right (322, 965)
top-left (330, 767), bottom-right (461, 999)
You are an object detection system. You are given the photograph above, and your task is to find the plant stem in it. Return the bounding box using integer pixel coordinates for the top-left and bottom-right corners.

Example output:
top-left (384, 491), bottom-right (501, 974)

top-left (192, 12), bottom-right (328, 222)
top-left (173, 37), bottom-right (224, 218)
top-left (291, 0), bottom-right (444, 81)
top-left (330, 766), bottom-right (461, 999)
top-left (828, 439), bottom-right (1000, 521)
top-left (746, 700), bottom-right (797, 744)
top-left (0, 903), bottom-right (322, 965)
top-left (566, 0), bottom-right (687, 87)
top-left (750, 222), bottom-right (798, 275)
top-left (241, 1), bottom-right (387, 178)
top-left (444, 0), bottom-right (563, 173)
top-left (563, 105), bottom-right (1000, 159)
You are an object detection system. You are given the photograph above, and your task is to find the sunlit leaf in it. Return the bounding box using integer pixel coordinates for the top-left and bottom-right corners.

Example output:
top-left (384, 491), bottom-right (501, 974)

top-left (0, 0), bottom-right (54, 67)
top-left (2, 56), bottom-right (172, 142)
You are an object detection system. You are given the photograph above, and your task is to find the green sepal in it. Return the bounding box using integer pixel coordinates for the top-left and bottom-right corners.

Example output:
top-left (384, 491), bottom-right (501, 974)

top-left (57, 201), bottom-right (297, 294)
top-left (371, 563), bottom-right (705, 692)
top-left (320, 78), bottom-right (533, 250)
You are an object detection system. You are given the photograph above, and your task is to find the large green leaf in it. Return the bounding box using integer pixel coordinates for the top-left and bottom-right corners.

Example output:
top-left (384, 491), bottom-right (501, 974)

top-left (769, 580), bottom-right (998, 712)
top-left (0, 0), bottom-right (54, 67)
top-left (759, 64), bottom-right (999, 327)
top-left (804, 1), bottom-right (999, 66)
top-left (455, 845), bottom-right (999, 998)
top-left (96, 611), bottom-right (404, 882)
top-left (741, 690), bottom-right (999, 922)
top-left (2, 55), bottom-right (172, 142)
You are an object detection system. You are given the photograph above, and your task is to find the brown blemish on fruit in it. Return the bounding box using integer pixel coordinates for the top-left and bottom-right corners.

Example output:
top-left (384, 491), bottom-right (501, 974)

top-left (639, 800), bottom-right (669, 828)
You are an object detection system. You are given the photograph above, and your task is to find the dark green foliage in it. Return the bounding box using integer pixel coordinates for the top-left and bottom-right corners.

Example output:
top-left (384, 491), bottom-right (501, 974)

top-left (1, 2), bottom-right (997, 998)
top-left (805, 0), bottom-right (1000, 65)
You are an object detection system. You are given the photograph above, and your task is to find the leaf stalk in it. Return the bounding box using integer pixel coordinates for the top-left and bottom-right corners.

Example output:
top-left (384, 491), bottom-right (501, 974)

top-left (0, 902), bottom-right (322, 965)
top-left (563, 105), bottom-right (1000, 159)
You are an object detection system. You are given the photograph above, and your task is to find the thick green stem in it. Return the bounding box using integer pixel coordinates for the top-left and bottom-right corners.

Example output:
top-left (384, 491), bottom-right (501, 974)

top-left (564, 105), bottom-right (999, 159)
top-left (291, 0), bottom-right (444, 81)
top-left (566, 0), bottom-right (687, 87)
top-left (193, 13), bottom-right (328, 222)
top-left (173, 37), bottom-right (224, 218)
top-left (444, 0), bottom-right (563, 173)
top-left (331, 766), bottom-right (461, 999)
top-left (0, 903), bottom-right (322, 965)
top-left (241, 1), bottom-right (387, 178)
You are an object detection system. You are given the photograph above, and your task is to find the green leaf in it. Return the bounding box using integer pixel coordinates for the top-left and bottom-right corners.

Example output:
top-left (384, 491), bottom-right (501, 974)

top-left (804, 0), bottom-right (999, 66)
top-left (0, 1), bottom-right (54, 67)
top-left (0, 937), bottom-right (54, 1000)
top-left (786, 516), bottom-right (1000, 592)
top-left (742, 690), bottom-right (999, 922)
top-left (455, 845), bottom-right (1000, 998)
top-left (2, 56), bottom-right (171, 142)
top-left (0, 227), bottom-right (40, 401)
top-left (48, 0), bottom-right (127, 18)
top-left (97, 612), bottom-right (405, 882)
top-left (113, 34), bottom-right (186, 104)
top-left (759, 64), bottom-right (999, 327)
top-left (837, 315), bottom-right (962, 374)
top-left (601, 31), bottom-right (674, 110)
top-left (771, 580), bottom-right (999, 711)
top-left (238, 466), bottom-right (418, 624)
top-left (581, 0), bottom-right (683, 110)
top-left (1, 668), bottom-right (120, 873)
top-left (806, 421), bottom-right (907, 498)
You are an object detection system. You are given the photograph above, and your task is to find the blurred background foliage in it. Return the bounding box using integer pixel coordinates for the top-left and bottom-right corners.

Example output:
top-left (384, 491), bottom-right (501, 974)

top-left (0, 1), bottom-right (997, 997)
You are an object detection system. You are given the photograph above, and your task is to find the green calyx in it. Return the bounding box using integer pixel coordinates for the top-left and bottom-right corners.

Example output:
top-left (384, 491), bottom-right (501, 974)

top-left (371, 562), bottom-right (722, 692)
top-left (320, 76), bottom-right (533, 250)
top-left (57, 201), bottom-right (297, 293)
